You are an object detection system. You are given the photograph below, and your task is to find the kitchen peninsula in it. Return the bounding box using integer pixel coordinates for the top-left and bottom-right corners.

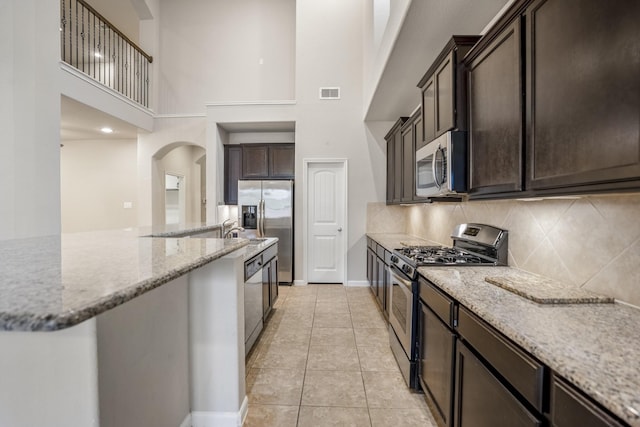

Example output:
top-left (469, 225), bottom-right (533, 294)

top-left (0, 227), bottom-right (269, 427)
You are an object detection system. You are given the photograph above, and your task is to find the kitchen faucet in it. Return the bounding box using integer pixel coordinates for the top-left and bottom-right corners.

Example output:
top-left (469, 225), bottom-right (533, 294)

top-left (219, 218), bottom-right (236, 238)
top-left (224, 226), bottom-right (245, 238)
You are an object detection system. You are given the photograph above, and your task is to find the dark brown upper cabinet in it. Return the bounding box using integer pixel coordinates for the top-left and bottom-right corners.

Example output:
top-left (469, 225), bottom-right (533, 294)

top-left (464, 0), bottom-right (640, 199)
top-left (224, 145), bottom-right (242, 205)
top-left (385, 117), bottom-right (408, 204)
top-left (269, 144), bottom-right (295, 178)
top-left (241, 144), bottom-right (295, 180)
top-left (386, 111), bottom-right (425, 205)
top-left (401, 111), bottom-right (418, 203)
top-left (242, 145), bottom-right (270, 179)
top-left (418, 36), bottom-right (481, 148)
top-left (224, 143), bottom-right (295, 204)
top-left (525, 0), bottom-right (640, 194)
top-left (465, 15), bottom-right (524, 198)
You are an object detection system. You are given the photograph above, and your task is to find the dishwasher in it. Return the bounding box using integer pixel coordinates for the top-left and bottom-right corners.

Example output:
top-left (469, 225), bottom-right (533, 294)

top-left (244, 252), bottom-right (264, 356)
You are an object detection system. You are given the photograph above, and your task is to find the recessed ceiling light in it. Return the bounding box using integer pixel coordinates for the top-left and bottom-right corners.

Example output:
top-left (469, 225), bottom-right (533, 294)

top-left (100, 127), bottom-right (113, 134)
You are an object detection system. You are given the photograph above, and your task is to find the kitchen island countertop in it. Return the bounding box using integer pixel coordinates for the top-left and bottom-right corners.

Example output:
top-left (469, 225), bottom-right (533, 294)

top-left (0, 228), bottom-right (253, 331)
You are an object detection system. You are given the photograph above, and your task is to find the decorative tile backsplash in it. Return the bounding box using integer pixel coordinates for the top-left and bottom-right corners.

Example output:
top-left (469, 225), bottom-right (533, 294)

top-left (367, 194), bottom-right (640, 307)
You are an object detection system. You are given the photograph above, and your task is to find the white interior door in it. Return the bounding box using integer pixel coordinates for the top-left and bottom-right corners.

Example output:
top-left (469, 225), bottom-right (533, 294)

top-left (306, 161), bottom-right (346, 283)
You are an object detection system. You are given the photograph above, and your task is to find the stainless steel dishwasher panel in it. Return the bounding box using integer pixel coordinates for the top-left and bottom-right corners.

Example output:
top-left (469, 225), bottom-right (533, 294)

top-left (244, 254), bottom-right (264, 355)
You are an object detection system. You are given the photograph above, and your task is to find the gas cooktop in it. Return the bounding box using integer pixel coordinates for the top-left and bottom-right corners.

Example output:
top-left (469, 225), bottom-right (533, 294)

top-left (389, 224), bottom-right (509, 280)
top-left (393, 245), bottom-right (495, 266)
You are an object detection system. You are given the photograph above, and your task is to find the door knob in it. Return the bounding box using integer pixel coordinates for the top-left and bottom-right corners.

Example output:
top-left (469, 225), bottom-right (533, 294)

top-left (338, 227), bottom-right (343, 232)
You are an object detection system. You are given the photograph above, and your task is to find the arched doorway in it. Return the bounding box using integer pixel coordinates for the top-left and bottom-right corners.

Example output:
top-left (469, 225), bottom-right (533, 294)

top-left (152, 143), bottom-right (206, 227)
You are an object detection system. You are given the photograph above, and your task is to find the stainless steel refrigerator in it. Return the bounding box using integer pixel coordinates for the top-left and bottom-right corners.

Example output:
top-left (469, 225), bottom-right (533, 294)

top-left (238, 180), bottom-right (293, 284)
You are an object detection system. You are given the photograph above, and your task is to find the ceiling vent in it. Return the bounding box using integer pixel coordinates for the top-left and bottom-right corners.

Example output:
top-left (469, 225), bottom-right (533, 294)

top-left (319, 87), bottom-right (340, 100)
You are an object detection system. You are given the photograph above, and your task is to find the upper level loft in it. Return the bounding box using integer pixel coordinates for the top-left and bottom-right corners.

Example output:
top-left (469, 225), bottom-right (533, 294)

top-left (60, 0), bottom-right (152, 108)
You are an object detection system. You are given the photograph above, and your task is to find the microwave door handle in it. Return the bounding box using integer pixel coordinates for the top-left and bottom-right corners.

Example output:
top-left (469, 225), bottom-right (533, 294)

top-left (432, 150), bottom-right (442, 191)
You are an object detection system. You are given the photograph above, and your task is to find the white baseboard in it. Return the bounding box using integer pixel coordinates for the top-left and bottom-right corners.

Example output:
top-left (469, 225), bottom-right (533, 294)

top-left (179, 413), bottom-right (191, 427)
top-left (292, 280), bottom-right (307, 286)
top-left (190, 397), bottom-right (248, 427)
top-left (346, 280), bottom-right (369, 287)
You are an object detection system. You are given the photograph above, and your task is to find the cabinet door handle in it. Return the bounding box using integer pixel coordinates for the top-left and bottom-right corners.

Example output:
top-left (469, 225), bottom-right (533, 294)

top-left (338, 227), bottom-right (343, 232)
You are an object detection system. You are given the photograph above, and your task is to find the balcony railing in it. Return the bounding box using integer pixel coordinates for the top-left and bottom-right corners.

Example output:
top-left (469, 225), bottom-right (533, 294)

top-left (60, 0), bottom-right (153, 108)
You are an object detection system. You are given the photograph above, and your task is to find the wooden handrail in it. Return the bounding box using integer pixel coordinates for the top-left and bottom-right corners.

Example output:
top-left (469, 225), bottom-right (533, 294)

top-left (75, 0), bottom-right (153, 63)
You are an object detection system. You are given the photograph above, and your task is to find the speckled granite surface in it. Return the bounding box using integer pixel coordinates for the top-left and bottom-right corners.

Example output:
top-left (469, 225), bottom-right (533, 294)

top-left (366, 233), bottom-right (437, 251)
top-left (0, 229), bottom-right (249, 332)
top-left (484, 271), bottom-right (615, 304)
top-left (419, 266), bottom-right (640, 426)
top-left (368, 233), bottom-right (640, 425)
top-left (142, 222), bottom-right (223, 238)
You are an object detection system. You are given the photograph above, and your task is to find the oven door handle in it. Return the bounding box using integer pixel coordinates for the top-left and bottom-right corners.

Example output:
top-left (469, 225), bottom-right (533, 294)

top-left (389, 264), bottom-right (414, 290)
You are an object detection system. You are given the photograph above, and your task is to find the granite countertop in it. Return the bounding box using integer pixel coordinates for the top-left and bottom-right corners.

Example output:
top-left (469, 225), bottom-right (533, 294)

top-left (0, 229), bottom-right (250, 332)
top-left (366, 233), bottom-right (437, 250)
top-left (368, 233), bottom-right (640, 425)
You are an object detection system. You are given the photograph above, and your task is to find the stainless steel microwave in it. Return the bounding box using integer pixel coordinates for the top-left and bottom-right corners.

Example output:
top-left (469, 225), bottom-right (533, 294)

top-left (415, 131), bottom-right (468, 198)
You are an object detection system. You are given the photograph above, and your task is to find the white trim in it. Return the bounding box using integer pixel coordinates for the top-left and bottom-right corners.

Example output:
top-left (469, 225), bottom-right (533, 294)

top-left (293, 280), bottom-right (308, 286)
top-left (303, 158), bottom-right (349, 286)
top-left (179, 413), bottom-right (191, 427)
top-left (156, 113), bottom-right (207, 119)
top-left (59, 62), bottom-right (155, 116)
top-left (346, 280), bottom-right (370, 287)
top-left (190, 394), bottom-right (248, 427)
top-left (205, 100), bottom-right (297, 107)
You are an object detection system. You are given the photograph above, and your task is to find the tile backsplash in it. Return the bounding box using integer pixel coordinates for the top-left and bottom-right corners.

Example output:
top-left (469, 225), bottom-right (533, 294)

top-left (367, 194), bottom-right (640, 307)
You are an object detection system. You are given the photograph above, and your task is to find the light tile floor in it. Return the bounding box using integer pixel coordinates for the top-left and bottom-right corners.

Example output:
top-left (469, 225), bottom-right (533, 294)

top-left (244, 284), bottom-right (438, 427)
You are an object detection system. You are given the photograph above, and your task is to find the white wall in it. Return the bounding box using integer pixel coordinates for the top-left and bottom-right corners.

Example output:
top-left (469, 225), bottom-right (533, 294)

top-left (0, 0), bottom-right (61, 240)
top-left (295, 0), bottom-right (378, 283)
top-left (61, 139), bottom-right (138, 233)
top-left (156, 0), bottom-right (296, 114)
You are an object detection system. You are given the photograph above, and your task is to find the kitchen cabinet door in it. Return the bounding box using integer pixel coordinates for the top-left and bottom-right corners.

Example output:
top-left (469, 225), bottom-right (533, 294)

top-left (419, 36), bottom-right (480, 148)
top-left (262, 260), bottom-right (271, 320)
top-left (269, 257), bottom-right (278, 307)
top-left (224, 145), bottom-right (242, 205)
top-left (550, 374), bottom-right (625, 427)
top-left (467, 19), bottom-right (523, 198)
top-left (420, 302), bottom-right (456, 427)
top-left (242, 145), bottom-right (270, 179)
top-left (386, 133), bottom-right (395, 203)
top-left (435, 52), bottom-right (455, 137)
top-left (376, 255), bottom-right (385, 310)
top-left (367, 247), bottom-right (375, 291)
top-left (269, 144), bottom-right (295, 179)
top-left (385, 118), bottom-right (408, 205)
top-left (421, 77), bottom-right (436, 147)
top-left (454, 342), bottom-right (542, 427)
top-left (401, 119), bottom-right (415, 203)
top-left (393, 129), bottom-right (403, 203)
top-left (525, 0), bottom-right (640, 193)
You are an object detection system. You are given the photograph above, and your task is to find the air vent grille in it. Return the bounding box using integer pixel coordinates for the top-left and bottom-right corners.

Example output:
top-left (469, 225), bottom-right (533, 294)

top-left (319, 87), bottom-right (340, 99)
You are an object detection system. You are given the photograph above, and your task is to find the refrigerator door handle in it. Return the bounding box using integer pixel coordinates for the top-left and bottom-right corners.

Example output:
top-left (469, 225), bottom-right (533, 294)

top-left (259, 199), bottom-right (265, 237)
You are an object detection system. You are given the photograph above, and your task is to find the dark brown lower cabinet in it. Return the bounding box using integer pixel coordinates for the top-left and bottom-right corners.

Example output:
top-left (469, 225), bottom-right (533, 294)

top-left (375, 255), bottom-right (385, 313)
top-left (550, 374), bottom-right (625, 427)
top-left (419, 302), bottom-right (456, 427)
top-left (454, 342), bottom-right (542, 427)
top-left (262, 254), bottom-right (278, 321)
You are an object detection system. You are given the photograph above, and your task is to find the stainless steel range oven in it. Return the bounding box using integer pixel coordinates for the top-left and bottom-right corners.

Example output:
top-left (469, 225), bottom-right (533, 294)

top-left (388, 261), bottom-right (420, 389)
top-left (387, 223), bottom-right (508, 390)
